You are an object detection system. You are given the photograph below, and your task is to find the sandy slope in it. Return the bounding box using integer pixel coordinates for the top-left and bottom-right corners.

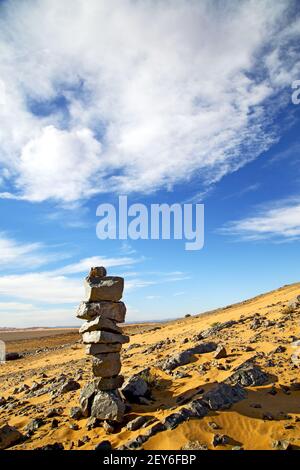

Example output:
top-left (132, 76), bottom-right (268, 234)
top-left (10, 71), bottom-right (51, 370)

top-left (0, 282), bottom-right (300, 450)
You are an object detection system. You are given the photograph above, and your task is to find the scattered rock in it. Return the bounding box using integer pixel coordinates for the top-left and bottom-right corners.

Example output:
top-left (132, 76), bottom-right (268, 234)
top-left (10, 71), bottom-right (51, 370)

top-left (212, 434), bottom-right (230, 447)
top-left (272, 440), bottom-right (292, 450)
top-left (25, 418), bottom-right (45, 433)
top-left (35, 443), bottom-right (64, 450)
top-left (122, 375), bottom-right (150, 403)
top-left (59, 379), bottom-right (80, 395)
top-left (126, 416), bottom-right (152, 431)
top-left (95, 440), bottom-right (112, 451)
top-left (5, 352), bottom-right (23, 361)
top-left (213, 345), bottom-right (227, 359)
top-left (201, 382), bottom-right (247, 410)
top-left (226, 364), bottom-right (268, 387)
top-left (0, 424), bottom-right (23, 450)
top-left (70, 407), bottom-right (83, 420)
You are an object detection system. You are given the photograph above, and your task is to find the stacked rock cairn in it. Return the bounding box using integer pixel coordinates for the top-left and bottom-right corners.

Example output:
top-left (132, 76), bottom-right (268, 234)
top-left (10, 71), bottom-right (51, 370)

top-left (76, 267), bottom-right (129, 423)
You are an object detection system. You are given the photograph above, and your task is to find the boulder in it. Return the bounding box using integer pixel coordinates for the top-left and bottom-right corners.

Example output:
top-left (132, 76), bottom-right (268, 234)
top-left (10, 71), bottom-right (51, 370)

top-left (25, 418), bottom-right (45, 433)
top-left (160, 342), bottom-right (217, 371)
top-left (82, 330), bottom-right (129, 345)
top-left (214, 345), bottom-right (227, 359)
top-left (122, 375), bottom-right (150, 403)
top-left (92, 353), bottom-right (121, 378)
top-left (86, 343), bottom-right (122, 355)
top-left (80, 376), bottom-right (125, 417)
top-left (201, 321), bottom-right (237, 338)
top-left (5, 352), bottom-right (23, 361)
top-left (80, 381), bottom-right (97, 417)
top-left (84, 276), bottom-right (124, 302)
top-left (79, 316), bottom-right (122, 335)
top-left (76, 301), bottom-right (126, 322)
top-left (226, 365), bottom-right (269, 387)
top-left (288, 295), bottom-right (300, 309)
top-left (91, 390), bottom-right (125, 422)
top-left (59, 379), bottom-right (80, 394)
top-left (0, 424), bottom-right (23, 450)
top-left (70, 407), bottom-right (83, 420)
top-left (201, 382), bottom-right (247, 410)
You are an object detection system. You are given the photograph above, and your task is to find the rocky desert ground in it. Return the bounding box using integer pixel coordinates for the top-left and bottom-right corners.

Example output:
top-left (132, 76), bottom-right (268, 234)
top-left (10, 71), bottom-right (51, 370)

top-left (1, 283), bottom-right (300, 451)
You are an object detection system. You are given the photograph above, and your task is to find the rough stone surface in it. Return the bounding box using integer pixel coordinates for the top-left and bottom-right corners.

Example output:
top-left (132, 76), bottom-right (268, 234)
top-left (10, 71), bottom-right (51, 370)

top-left (87, 266), bottom-right (107, 279)
top-left (288, 295), bottom-right (300, 309)
top-left (91, 390), bottom-right (125, 422)
top-left (201, 321), bottom-right (237, 338)
top-left (201, 382), bottom-right (247, 410)
top-left (0, 424), bottom-right (23, 450)
top-left (92, 353), bottom-right (121, 378)
top-left (79, 316), bottom-right (122, 335)
top-left (214, 345), bottom-right (227, 359)
top-left (122, 375), bottom-right (149, 403)
top-left (85, 276), bottom-right (124, 302)
top-left (126, 416), bottom-right (152, 431)
top-left (160, 342), bottom-right (217, 371)
top-left (82, 330), bottom-right (129, 345)
top-left (80, 381), bottom-right (97, 417)
top-left (86, 343), bottom-right (122, 355)
top-left (76, 301), bottom-right (126, 322)
top-left (226, 365), bottom-right (269, 387)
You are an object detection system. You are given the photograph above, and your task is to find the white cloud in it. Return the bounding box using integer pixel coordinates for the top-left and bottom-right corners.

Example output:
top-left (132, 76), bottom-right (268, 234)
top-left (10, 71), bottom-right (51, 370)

top-left (0, 0), bottom-right (299, 203)
top-left (52, 255), bottom-right (140, 276)
top-left (221, 199), bottom-right (300, 241)
top-left (0, 234), bottom-right (63, 269)
top-left (0, 302), bottom-right (36, 311)
top-left (0, 272), bottom-right (83, 304)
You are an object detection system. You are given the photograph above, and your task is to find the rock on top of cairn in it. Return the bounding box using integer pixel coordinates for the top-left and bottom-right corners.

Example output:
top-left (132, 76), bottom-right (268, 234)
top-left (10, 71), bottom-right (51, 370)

top-left (84, 266), bottom-right (124, 302)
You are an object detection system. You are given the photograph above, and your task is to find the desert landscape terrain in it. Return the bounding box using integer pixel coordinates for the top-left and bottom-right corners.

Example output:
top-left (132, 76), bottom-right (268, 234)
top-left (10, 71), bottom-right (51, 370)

top-left (0, 282), bottom-right (300, 451)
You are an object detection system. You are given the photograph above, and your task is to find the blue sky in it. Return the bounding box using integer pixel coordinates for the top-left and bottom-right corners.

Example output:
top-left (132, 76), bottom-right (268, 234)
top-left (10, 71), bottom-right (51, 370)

top-left (0, 0), bottom-right (300, 327)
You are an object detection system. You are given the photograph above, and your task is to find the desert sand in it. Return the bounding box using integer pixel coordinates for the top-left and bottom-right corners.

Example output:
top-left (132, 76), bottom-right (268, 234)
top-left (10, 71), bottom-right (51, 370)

top-left (0, 282), bottom-right (300, 450)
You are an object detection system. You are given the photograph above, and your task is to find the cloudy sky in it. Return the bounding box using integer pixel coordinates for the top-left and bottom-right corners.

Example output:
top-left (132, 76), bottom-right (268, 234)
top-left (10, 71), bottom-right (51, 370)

top-left (0, 0), bottom-right (300, 327)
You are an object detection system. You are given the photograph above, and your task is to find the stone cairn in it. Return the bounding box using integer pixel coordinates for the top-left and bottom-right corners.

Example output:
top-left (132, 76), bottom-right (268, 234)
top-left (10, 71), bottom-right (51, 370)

top-left (76, 267), bottom-right (129, 423)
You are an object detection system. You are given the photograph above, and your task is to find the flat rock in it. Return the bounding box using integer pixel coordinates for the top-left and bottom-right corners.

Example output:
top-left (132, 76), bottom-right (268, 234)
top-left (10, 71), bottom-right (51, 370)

top-left (86, 343), bottom-right (122, 355)
top-left (226, 364), bottom-right (269, 387)
top-left (0, 424), bottom-right (23, 450)
top-left (79, 316), bottom-right (122, 335)
top-left (91, 390), bottom-right (125, 422)
top-left (82, 330), bottom-right (129, 345)
top-left (160, 342), bottom-right (217, 371)
top-left (76, 301), bottom-right (126, 322)
top-left (92, 353), bottom-right (121, 378)
top-left (85, 276), bottom-right (124, 302)
top-left (126, 416), bottom-right (152, 431)
top-left (201, 382), bottom-right (247, 410)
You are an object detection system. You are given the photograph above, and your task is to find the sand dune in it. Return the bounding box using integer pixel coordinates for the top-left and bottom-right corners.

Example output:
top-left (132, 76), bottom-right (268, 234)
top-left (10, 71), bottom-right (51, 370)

top-left (0, 282), bottom-right (300, 450)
